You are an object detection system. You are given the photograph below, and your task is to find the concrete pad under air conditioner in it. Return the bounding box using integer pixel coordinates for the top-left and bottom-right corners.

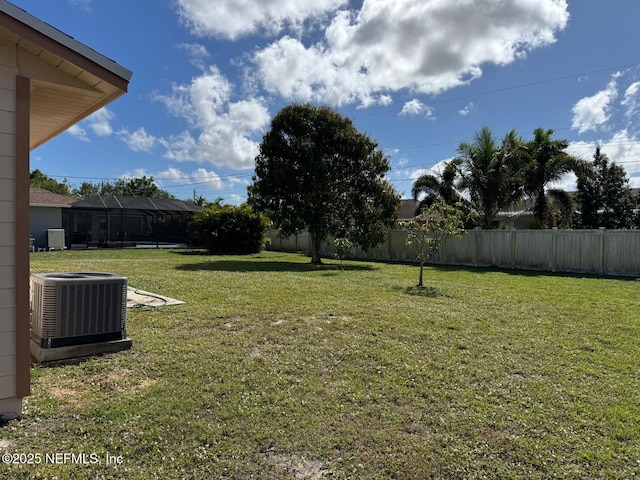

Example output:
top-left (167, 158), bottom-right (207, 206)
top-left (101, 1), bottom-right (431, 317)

top-left (30, 337), bottom-right (132, 362)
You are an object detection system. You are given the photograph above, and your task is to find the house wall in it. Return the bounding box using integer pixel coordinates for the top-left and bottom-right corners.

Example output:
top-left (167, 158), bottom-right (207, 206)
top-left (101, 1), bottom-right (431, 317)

top-left (30, 206), bottom-right (63, 249)
top-left (0, 37), bottom-right (22, 415)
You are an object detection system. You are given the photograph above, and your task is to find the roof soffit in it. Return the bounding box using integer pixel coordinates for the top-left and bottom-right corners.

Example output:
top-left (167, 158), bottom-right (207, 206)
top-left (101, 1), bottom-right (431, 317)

top-left (0, 3), bottom-right (131, 149)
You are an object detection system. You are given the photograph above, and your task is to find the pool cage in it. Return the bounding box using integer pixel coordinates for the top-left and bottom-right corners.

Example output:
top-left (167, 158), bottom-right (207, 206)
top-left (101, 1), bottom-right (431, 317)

top-left (64, 195), bottom-right (202, 248)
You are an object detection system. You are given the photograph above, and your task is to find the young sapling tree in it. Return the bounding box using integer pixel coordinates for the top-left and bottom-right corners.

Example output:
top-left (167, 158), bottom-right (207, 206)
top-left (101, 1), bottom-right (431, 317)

top-left (402, 198), bottom-right (469, 287)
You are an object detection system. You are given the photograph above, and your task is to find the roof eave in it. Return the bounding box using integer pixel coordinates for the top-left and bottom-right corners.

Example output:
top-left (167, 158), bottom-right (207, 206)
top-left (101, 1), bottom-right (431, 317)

top-left (30, 203), bottom-right (72, 208)
top-left (0, 1), bottom-right (132, 86)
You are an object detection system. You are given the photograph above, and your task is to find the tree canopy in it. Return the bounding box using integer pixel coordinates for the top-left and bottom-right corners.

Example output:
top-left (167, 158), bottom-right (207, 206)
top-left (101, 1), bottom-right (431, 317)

top-left (411, 127), bottom-right (611, 230)
top-left (248, 104), bottom-right (399, 263)
top-left (575, 147), bottom-right (637, 229)
top-left (401, 198), bottom-right (469, 287)
top-left (30, 170), bottom-right (175, 200)
top-left (73, 176), bottom-right (174, 199)
top-left (455, 127), bottom-right (527, 228)
top-left (523, 128), bottom-right (577, 227)
top-left (29, 169), bottom-right (73, 197)
top-left (411, 158), bottom-right (463, 211)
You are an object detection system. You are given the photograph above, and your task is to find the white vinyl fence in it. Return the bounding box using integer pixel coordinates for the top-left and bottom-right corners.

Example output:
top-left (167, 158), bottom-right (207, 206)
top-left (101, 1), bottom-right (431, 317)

top-left (266, 229), bottom-right (640, 277)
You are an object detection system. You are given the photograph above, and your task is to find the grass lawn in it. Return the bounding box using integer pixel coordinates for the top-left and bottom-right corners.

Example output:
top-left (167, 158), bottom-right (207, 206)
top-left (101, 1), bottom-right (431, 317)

top-left (2, 248), bottom-right (639, 479)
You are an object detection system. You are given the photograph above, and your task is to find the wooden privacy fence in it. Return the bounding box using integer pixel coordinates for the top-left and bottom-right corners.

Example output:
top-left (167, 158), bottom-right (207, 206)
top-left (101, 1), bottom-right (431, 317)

top-left (266, 229), bottom-right (640, 277)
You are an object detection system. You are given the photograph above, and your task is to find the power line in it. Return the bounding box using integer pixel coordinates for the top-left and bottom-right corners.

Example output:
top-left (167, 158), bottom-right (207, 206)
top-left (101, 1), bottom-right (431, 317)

top-left (38, 60), bottom-right (640, 192)
top-left (353, 61), bottom-right (640, 120)
top-left (44, 171), bottom-right (254, 183)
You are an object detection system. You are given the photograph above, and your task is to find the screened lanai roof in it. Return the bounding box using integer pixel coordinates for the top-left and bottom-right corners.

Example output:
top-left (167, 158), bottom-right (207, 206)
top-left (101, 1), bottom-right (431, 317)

top-left (71, 195), bottom-right (202, 213)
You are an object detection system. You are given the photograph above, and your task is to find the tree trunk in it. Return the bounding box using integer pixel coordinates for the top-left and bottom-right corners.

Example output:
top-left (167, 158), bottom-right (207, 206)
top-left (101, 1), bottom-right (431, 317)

top-left (418, 260), bottom-right (424, 287)
top-left (310, 232), bottom-right (323, 264)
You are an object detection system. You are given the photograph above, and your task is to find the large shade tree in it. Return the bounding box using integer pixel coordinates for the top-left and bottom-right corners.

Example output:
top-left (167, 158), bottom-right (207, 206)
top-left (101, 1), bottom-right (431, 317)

top-left (248, 104), bottom-right (399, 264)
top-left (456, 127), bottom-right (526, 228)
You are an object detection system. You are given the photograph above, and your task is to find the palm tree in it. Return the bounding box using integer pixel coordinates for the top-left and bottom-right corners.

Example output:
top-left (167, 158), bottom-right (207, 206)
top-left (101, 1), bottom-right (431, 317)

top-left (456, 127), bottom-right (527, 228)
top-left (411, 158), bottom-right (463, 213)
top-left (543, 189), bottom-right (574, 228)
top-left (524, 128), bottom-right (577, 227)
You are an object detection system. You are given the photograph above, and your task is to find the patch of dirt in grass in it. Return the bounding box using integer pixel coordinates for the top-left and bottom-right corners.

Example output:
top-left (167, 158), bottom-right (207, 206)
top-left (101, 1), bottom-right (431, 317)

top-left (107, 368), bottom-right (132, 382)
top-left (135, 378), bottom-right (157, 390)
top-left (268, 453), bottom-right (330, 479)
top-left (101, 368), bottom-right (157, 393)
top-left (45, 386), bottom-right (91, 410)
top-left (0, 439), bottom-right (13, 450)
top-left (248, 342), bottom-right (286, 358)
top-left (47, 387), bottom-right (79, 400)
top-left (306, 314), bottom-right (353, 325)
top-left (249, 346), bottom-right (264, 358)
top-left (223, 316), bottom-right (245, 329)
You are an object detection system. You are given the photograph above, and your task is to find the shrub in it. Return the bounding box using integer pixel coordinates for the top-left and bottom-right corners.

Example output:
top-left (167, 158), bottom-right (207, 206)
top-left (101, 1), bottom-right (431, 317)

top-left (190, 203), bottom-right (269, 254)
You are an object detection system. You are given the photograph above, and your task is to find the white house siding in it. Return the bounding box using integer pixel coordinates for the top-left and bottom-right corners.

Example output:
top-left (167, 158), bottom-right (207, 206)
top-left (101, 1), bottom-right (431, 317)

top-left (0, 37), bottom-right (20, 415)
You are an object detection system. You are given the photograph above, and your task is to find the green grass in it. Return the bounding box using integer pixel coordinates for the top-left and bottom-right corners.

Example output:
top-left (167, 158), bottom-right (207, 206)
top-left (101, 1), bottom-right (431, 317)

top-left (2, 249), bottom-right (640, 479)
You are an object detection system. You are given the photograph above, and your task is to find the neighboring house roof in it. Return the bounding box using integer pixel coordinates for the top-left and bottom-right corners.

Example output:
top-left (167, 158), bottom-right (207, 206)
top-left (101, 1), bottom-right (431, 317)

top-left (71, 195), bottom-right (203, 213)
top-left (398, 199), bottom-right (420, 221)
top-left (29, 187), bottom-right (75, 208)
top-left (0, 0), bottom-right (133, 149)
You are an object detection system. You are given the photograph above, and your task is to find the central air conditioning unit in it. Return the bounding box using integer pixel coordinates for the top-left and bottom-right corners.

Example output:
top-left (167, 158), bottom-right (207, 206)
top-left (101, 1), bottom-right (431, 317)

top-left (47, 228), bottom-right (65, 250)
top-left (30, 272), bottom-right (128, 348)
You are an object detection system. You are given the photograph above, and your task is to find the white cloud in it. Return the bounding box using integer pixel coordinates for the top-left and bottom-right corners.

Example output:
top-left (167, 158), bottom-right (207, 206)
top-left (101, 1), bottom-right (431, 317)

top-left (67, 124), bottom-right (90, 142)
top-left (571, 73), bottom-right (621, 134)
top-left (153, 66), bottom-right (271, 169)
top-left (178, 43), bottom-right (210, 70)
top-left (458, 103), bottom-right (475, 117)
top-left (120, 168), bottom-right (149, 180)
top-left (621, 81), bottom-right (640, 120)
top-left (597, 130), bottom-right (640, 184)
top-left (408, 167), bottom-right (437, 182)
top-left (117, 127), bottom-right (158, 152)
top-left (178, 43), bottom-right (209, 58)
top-left (156, 167), bottom-right (223, 191)
top-left (68, 0), bottom-right (91, 12)
top-left (562, 129), bottom-right (640, 189)
top-left (400, 99), bottom-right (434, 118)
top-left (253, 0), bottom-right (569, 107)
top-left (87, 108), bottom-right (115, 137)
top-left (67, 108), bottom-right (115, 141)
top-left (547, 171), bottom-right (577, 192)
top-left (174, 0), bottom-right (346, 40)
top-left (118, 167), bottom-right (240, 199)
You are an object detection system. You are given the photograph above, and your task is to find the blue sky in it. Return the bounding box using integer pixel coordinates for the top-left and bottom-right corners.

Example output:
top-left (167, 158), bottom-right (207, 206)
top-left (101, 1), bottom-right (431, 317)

top-left (14, 0), bottom-right (640, 202)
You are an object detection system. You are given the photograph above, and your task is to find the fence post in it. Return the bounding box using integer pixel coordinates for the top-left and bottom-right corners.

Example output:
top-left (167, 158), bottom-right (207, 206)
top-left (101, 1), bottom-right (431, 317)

top-left (552, 228), bottom-right (558, 273)
top-left (599, 228), bottom-right (606, 275)
top-left (474, 228), bottom-right (480, 267)
top-left (510, 229), bottom-right (516, 269)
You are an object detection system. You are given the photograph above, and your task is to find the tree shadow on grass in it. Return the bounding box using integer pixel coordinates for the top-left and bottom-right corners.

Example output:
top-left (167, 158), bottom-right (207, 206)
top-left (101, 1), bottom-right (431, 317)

top-left (381, 258), bottom-right (640, 281)
top-left (395, 285), bottom-right (447, 298)
top-left (175, 259), bottom-right (376, 273)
